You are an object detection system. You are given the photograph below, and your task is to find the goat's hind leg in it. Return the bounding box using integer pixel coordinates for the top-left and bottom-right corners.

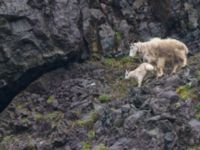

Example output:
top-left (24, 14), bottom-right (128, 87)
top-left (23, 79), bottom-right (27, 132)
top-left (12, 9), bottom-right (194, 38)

top-left (171, 64), bottom-right (179, 75)
top-left (179, 50), bottom-right (188, 68)
top-left (182, 56), bottom-right (187, 67)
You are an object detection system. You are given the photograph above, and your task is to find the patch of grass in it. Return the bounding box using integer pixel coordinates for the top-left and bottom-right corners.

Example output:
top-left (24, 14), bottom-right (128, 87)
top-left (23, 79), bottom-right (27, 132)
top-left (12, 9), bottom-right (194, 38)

top-left (102, 56), bottom-right (135, 69)
top-left (47, 96), bottom-right (56, 104)
top-left (111, 80), bottom-right (127, 98)
top-left (0, 18), bottom-right (7, 26)
top-left (45, 111), bottom-right (61, 121)
top-left (111, 79), bottom-right (137, 98)
top-left (21, 117), bottom-right (29, 124)
top-left (26, 142), bottom-right (35, 150)
top-left (72, 109), bottom-right (82, 117)
top-left (91, 41), bottom-right (98, 52)
top-left (195, 70), bottom-right (200, 79)
top-left (195, 113), bottom-right (200, 120)
top-left (195, 103), bottom-right (200, 112)
top-left (187, 146), bottom-right (200, 150)
top-left (81, 142), bottom-right (91, 150)
top-left (87, 130), bottom-right (96, 140)
top-left (102, 58), bottom-right (116, 67)
top-left (115, 31), bottom-right (122, 42)
top-left (34, 112), bottom-right (43, 121)
top-left (176, 84), bottom-right (198, 100)
top-left (1, 135), bottom-right (13, 143)
top-left (76, 111), bottom-right (98, 128)
top-left (34, 111), bottom-right (63, 122)
top-left (96, 144), bottom-right (109, 150)
top-left (16, 104), bottom-right (24, 109)
top-left (195, 103), bottom-right (200, 120)
top-left (98, 94), bottom-right (110, 103)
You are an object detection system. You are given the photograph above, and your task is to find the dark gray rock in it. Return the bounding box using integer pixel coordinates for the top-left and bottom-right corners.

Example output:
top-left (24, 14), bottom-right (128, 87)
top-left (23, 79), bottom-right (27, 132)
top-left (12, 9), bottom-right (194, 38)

top-left (149, 98), bottom-right (170, 115)
top-left (123, 111), bottom-right (145, 130)
top-left (157, 90), bottom-right (179, 102)
top-left (109, 138), bottom-right (132, 150)
top-left (188, 119), bottom-right (200, 143)
top-left (0, 0), bottom-right (85, 112)
top-left (99, 24), bottom-right (115, 57)
top-left (164, 132), bottom-right (177, 150)
top-left (37, 140), bottom-right (53, 150)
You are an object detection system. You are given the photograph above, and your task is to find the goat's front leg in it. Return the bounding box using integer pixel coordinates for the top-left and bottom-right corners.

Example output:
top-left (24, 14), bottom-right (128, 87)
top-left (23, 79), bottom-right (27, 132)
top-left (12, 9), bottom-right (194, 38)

top-left (171, 64), bottom-right (179, 75)
top-left (137, 76), bottom-right (144, 87)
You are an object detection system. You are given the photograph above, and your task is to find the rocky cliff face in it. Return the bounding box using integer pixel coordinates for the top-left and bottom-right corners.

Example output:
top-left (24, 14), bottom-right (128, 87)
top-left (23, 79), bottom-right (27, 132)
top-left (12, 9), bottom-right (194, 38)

top-left (0, 52), bottom-right (200, 150)
top-left (0, 0), bottom-right (200, 111)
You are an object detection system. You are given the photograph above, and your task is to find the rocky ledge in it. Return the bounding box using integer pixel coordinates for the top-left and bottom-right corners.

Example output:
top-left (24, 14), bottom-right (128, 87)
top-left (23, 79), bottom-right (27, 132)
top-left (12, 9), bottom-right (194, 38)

top-left (0, 0), bottom-right (200, 111)
top-left (0, 52), bottom-right (200, 149)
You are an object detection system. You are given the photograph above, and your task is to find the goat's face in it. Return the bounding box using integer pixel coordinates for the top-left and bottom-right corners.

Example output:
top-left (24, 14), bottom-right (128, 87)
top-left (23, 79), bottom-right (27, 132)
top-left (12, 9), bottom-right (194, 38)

top-left (125, 70), bottom-right (130, 79)
top-left (144, 63), bottom-right (155, 71)
top-left (129, 43), bottom-right (138, 57)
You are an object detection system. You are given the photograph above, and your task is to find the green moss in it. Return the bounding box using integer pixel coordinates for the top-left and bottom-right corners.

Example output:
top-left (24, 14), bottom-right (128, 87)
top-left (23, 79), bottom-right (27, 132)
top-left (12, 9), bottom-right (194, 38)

top-left (98, 94), bottom-right (110, 103)
top-left (87, 130), bottom-right (96, 140)
top-left (96, 144), bottom-right (109, 150)
top-left (81, 142), bottom-right (91, 150)
top-left (176, 84), bottom-right (197, 100)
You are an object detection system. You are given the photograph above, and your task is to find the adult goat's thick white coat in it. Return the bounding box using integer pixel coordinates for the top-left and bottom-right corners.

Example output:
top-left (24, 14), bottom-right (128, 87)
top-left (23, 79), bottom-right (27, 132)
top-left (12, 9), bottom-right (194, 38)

top-left (129, 37), bottom-right (188, 77)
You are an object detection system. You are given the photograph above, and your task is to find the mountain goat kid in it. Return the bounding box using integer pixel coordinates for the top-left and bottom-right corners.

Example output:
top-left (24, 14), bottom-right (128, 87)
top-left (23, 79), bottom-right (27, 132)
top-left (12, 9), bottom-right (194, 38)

top-left (129, 38), bottom-right (188, 78)
top-left (125, 63), bottom-right (155, 87)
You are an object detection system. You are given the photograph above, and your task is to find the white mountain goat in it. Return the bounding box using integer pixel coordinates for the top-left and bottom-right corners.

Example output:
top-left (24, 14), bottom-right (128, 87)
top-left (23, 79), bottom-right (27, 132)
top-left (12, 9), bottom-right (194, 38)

top-left (129, 37), bottom-right (188, 78)
top-left (125, 63), bottom-right (155, 87)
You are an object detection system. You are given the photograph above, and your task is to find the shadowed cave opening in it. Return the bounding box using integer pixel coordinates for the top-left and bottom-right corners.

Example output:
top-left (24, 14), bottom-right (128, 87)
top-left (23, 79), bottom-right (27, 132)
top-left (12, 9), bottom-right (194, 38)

top-left (0, 52), bottom-right (81, 113)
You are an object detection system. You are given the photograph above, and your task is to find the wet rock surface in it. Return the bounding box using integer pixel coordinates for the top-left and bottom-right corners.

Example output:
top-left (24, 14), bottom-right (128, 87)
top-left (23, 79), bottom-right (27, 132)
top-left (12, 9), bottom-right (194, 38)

top-left (0, 0), bottom-right (200, 111)
top-left (0, 52), bottom-right (200, 149)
